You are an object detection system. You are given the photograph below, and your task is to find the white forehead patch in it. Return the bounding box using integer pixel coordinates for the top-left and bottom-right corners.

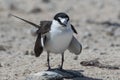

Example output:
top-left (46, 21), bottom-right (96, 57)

top-left (58, 17), bottom-right (67, 23)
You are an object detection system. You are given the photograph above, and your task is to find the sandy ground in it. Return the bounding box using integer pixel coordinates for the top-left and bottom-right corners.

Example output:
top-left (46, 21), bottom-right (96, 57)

top-left (0, 0), bottom-right (120, 80)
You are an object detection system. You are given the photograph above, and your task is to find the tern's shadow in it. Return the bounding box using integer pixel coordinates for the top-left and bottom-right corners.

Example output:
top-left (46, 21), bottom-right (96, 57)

top-left (47, 68), bottom-right (102, 80)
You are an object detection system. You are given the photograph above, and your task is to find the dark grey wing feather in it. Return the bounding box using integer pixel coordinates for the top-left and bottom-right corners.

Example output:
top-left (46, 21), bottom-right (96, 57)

top-left (11, 14), bottom-right (52, 34)
top-left (37, 21), bottom-right (52, 34)
top-left (68, 36), bottom-right (82, 55)
top-left (11, 14), bottom-right (52, 57)
top-left (10, 14), bottom-right (40, 28)
top-left (71, 24), bottom-right (78, 34)
top-left (34, 34), bottom-right (43, 57)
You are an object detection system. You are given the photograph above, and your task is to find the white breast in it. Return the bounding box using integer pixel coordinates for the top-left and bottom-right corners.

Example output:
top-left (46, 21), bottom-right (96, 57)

top-left (44, 20), bottom-right (73, 53)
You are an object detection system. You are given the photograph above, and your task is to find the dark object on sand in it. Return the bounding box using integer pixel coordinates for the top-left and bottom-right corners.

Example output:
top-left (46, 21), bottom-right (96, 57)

top-left (80, 59), bottom-right (119, 70)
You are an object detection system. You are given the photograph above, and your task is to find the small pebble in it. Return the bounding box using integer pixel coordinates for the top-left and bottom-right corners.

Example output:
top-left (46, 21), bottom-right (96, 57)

top-left (10, 4), bottom-right (17, 10)
top-left (25, 50), bottom-right (35, 56)
top-left (15, 74), bottom-right (18, 76)
top-left (0, 45), bottom-right (6, 51)
top-left (106, 31), bottom-right (114, 36)
top-left (73, 56), bottom-right (78, 60)
top-left (100, 52), bottom-right (107, 55)
top-left (30, 51), bottom-right (35, 56)
top-left (84, 46), bottom-right (89, 49)
top-left (30, 7), bottom-right (42, 13)
top-left (110, 43), bottom-right (120, 47)
top-left (0, 63), bottom-right (2, 67)
top-left (42, 0), bottom-right (50, 3)
top-left (25, 50), bottom-right (29, 55)
top-left (6, 63), bottom-right (10, 67)
top-left (93, 48), bottom-right (98, 51)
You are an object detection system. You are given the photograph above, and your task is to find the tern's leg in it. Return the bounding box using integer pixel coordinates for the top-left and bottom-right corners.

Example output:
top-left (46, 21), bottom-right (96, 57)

top-left (60, 52), bottom-right (64, 69)
top-left (47, 52), bottom-right (51, 70)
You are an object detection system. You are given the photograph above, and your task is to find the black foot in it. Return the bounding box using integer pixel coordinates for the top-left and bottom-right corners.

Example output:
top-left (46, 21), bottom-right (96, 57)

top-left (58, 65), bottom-right (63, 70)
top-left (60, 67), bottom-right (63, 70)
top-left (47, 67), bottom-right (51, 71)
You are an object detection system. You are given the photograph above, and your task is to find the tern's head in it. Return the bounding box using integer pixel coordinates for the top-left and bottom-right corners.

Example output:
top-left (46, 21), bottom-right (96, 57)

top-left (54, 12), bottom-right (69, 26)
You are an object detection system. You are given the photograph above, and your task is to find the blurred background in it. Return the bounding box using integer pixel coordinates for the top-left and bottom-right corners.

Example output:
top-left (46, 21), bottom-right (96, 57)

top-left (0, 0), bottom-right (120, 80)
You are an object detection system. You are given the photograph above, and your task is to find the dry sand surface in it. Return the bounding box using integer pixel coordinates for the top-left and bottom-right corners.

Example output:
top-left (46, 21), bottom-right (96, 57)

top-left (0, 0), bottom-right (120, 80)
